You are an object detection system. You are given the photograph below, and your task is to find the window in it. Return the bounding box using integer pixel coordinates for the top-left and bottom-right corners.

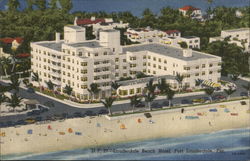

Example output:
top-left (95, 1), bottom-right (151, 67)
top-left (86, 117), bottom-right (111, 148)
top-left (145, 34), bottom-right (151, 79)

top-left (81, 77), bottom-right (88, 81)
top-left (115, 65), bottom-right (119, 69)
top-left (115, 73), bottom-right (119, 77)
top-left (123, 73), bottom-right (127, 77)
top-left (195, 66), bottom-right (199, 69)
top-left (123, 59), bottom-right (126, 63)
top-left (153, 57), bottom-right (156, 61)
top-left (209, 71), bottom-right (213, 74)
top-left (130, 56), bottom-right (136, 60)
top-left (67, 58), bottom-right (70, 62)
top-left (184, 67), bottom-right (190, 70)
top-left (153, 64), bottom-right (156, 68)
top-left (81, 62), bottom-right (87, 66)
top-left (143, 69), bottom-right (146, 73)
top-left (81, 85), bottom-right (87, 89)
top-left (158, 65), bottom-right (161, 69)
top-left (202, 71), bottom-right (205, 75)
top-left (158, 58), bottom-right (161, 62)
top-left (81, 69), bottom-right (87, 74)
top-left (94, 53), bottom-right (98, 56)
top-left (148, 69), bottom-right (151, 73)
top-left (195, 73), bottom-right (199, 76)
top-left (123, 66), bottom-right (127, 69)
top-left (148, 56), bottom-right (151, 59)
top-left (209, 64), bottom-right (213, 67)
top-left (103, 52), bottom-right (107, 55)
top-left (115, 58), bottom-right (119, 62)
top-left (136, 88), bottom-right (141, 93)
top-left (218, 62), bottom-right (222, 66)
top-left (153, 71), bottom-right (156, 74)
top-left (143, 55), bottom-right (146, 59)
top-left (129, 89), bottom-right (134, 95)
top-left (67, 73), bottom-right (71, 77)
top-left (218, 70), bottom-right (221, 73)
top-left (79, 52), bottom-right (82, 56)
top-left (164, 67), bottom-right (167, 71)
top-left (148, 62), bottom-right (151, 66)
top-left (143, 62), bottom-right (146, 66)
top-left (72, 52), bottom-right (75, 56)
top-left (164, 60), bottom-right (167, 64)
top-left (202, 64), bottom-right (205, 68)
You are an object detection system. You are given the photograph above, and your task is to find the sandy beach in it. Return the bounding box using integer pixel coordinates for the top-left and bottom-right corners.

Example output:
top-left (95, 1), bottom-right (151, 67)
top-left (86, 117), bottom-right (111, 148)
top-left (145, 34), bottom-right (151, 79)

top-left (1, 99), bottom-right (250, 156)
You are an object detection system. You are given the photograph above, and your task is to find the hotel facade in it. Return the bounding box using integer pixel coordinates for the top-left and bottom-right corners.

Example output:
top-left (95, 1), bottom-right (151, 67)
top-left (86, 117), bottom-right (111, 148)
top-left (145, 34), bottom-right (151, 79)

top-left (30, 25), bottom-right (221, 100)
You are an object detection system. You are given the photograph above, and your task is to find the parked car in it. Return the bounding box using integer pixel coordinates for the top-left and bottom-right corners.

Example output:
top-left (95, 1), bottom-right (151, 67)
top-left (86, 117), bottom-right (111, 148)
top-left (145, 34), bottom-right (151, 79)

top-left (27, 88), bottom-right (35, 93)
top-left (192, 98), bottom-right (205, 103)
top-left (135, 102), bottom-right (145, 108)
top-left (85, 110), bottom-right (96, 116)
top-left (181, 99), bottom-right (192, 104)
top-left (98, 109), bottom-right (108, 115)
top-left (162, 101), bottom-right (173, 107)
top-left (37, 105), bottom-right (49, 112)
top-left (151, 102), bottom-right (163, 109)
top-left (240, 92), bottom-right (248, 97)
top-left (25, 118), bottom-right (36, 124)
top-left (213, 94), bottom-right (226, 101)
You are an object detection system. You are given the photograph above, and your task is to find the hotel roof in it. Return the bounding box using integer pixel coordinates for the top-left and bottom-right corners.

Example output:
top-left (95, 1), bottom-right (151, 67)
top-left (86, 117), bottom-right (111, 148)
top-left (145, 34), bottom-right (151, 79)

top-left (37, 41), bottom-right (63, 52)
top-left (65, 25), bottom-right (84, 30)
top-left (67, 41), bottom-right (102, 48)
top-left (122, 43), bottom-right (217, 61)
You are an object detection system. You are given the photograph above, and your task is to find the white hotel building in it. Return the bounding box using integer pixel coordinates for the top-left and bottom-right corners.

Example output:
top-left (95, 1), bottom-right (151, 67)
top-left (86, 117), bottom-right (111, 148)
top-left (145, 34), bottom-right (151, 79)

top-left (31, 25), bottom-right (221, 100)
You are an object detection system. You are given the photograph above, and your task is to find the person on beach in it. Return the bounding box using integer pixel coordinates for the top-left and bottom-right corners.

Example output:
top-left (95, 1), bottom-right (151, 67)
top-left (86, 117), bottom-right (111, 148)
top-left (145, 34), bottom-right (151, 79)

top-left (181, 108), bottom-right (184, 113)
top-left (209, 121), bottom-right (212, 126)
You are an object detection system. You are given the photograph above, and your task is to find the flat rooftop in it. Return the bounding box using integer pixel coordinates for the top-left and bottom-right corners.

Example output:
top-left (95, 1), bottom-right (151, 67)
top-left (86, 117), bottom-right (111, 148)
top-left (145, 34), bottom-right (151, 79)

top-left (181, 36), bottom-right (198, 39)
top-left (67, 41), bottom-right (102, 48)
top-left (37, 41), bottom-right (63, 52)
top-left (223, 28), bottom-right (250, 33)
top-left (123, 43), bottom-right (217, 61)
top-left (65, 25), bottom-right (84, 30)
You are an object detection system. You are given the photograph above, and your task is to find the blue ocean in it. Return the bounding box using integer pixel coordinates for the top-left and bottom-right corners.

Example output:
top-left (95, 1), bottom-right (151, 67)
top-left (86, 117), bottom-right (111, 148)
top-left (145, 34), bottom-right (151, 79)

top-left (0, 0), bottom-right (249, 16)
top-left (3, 128), bottom-right (250, 160)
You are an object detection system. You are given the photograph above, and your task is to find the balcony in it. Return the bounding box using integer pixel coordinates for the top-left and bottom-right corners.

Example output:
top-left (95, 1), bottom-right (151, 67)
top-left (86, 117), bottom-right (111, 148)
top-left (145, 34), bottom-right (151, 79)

top-left (50, 71), bottom-right (61, 77)
top-left (93, 78), bottom-right (111, 83)
top-left (94, 71), bottom-right (111, 76)
top-left (94, 62), bottom-right (111, 68)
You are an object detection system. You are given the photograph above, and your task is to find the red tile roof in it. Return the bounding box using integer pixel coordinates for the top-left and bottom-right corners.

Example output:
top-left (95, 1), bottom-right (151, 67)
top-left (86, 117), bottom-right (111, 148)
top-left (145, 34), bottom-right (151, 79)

top-left (165, 30), bottom-right (180, 34)
top-left (15, 53), bottom-right (30, 58)
top-left (179, 5), bottom-right (200, 11)
top-left (76, 18), bottom-right (105, 25)
top-left (0, 37), bottom-right (23, 44)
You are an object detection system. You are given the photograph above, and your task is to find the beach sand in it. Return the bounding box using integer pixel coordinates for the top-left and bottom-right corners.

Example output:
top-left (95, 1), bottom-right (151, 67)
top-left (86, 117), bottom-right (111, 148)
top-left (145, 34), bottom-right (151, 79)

top-left (1, 99), bottom-right (249, 155)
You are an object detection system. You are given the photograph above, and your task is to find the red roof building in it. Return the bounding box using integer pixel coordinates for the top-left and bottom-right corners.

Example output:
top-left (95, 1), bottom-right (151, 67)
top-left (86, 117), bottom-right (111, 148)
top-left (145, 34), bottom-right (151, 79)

top-left (165, 30), bottom-right (180, 35)
top-left (15, 53), bottom-right (30, 58)
top-left (0, 37), bottom-right (23, 44)
top-left (179, 5), bottom-right (200, 11)
top-left (76, 18), bottom-right (105, 25)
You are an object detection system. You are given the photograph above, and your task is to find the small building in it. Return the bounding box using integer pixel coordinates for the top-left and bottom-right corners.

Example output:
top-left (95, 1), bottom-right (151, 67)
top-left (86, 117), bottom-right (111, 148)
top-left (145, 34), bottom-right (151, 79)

top-left (180, 36), bottom-right (200, 49)
top-left (179, 5), bottom-right (202, 20)
top-left (0, 37), bottom-right (23, 50)
top-left (209, 28), bottom-right (250, 52)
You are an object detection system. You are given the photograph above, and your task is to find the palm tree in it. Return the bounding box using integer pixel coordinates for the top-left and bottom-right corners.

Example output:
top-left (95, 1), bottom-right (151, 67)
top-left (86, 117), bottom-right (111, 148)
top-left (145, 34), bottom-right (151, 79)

top-left (144, 92), bottom-right (156, 111)
top-left (45, 80), bottom-right (56, 96)
top-left (224, 87), bottom-right (236, 100)
top-left (204, 88), bottom-right (215, 102)
top-left (111, 81), bottom-right (121, 96)
top-left (88, 83), bottom-right (101, 102)
top-left (0, 57), bottom-right (11, 76)
top-left (6, 92), bottom-right (23, 112)
top-left (0, 94), bottom-right (7, 105)
top-left (195, 79), bottom-right (203, 88)
top-left (242, 82), bottom-right (250, 97)
top-left (63, 84), bottom-right (73, 99)
top-left (100, 97), bottom-right (116, 116)
top-left (130, 95), bottom-right (142, 112)
top-left (146, 79), bottom-right (157, 94)
top-left (175, 73), bottom-right (184, 92)
top-left (8, 74), bottom-right (20, 93)
top-left (165, 88), bottom-right (175, 107)
top-left (32, 72), bottom-right (41, 92)
top-left (157, 78), bottom-right (170, 94)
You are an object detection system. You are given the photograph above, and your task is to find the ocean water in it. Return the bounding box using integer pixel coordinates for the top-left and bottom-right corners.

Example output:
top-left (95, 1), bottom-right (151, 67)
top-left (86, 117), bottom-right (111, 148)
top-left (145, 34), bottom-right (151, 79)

top-left (0, 0), bottom-right (249, 16)
top-left (3, 128), bottom-right (250, 160)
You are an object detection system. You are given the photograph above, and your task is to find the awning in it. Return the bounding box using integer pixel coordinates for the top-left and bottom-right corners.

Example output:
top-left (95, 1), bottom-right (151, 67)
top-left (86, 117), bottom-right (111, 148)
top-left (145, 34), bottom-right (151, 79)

top-left (202, 80), bottom-right (221, 88)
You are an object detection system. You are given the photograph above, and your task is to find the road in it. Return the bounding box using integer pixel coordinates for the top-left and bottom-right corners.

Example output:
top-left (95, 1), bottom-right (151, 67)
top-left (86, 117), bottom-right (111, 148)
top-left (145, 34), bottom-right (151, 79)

top-left (0, 76), bottom-right (249, 126)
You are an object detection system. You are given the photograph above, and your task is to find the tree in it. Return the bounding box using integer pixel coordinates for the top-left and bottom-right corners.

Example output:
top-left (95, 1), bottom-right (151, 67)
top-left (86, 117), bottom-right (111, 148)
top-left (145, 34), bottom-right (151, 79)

top-left (6, 92), bottom-right (23, 112)
top-left (195, 79), bottom-right (203, 88)
top-left (0, 57), bottom-right (11, 76)
top-left (146, 79), bottom-right (157, 94)
top-left (100, 97), bottom-right (116, 116)
top-left (204, 88), bottom-right (215, 102)
top-left (136, 72), bottom-right (149, 79)
top-left (165, 88), bottom-right (175, 107)
top-left (157, 78), bottom-right (170, 94)
top-left (32, 72), bottom-right (41, 92)
top-left (59, 0), bottom-right (73, 13)
top-left (34, 0), bottom-right (46, 10)
top-left (8, 74), bottom-right (20, 93)
top-left (0, 94), bottom-right (8, 105)
top-left (178, 42), bottom-right (188, 49)
top-left (88, 83), bottom-right (100, 102)
top-left (130, 95), bottom-right (141, 112)
top-left (242, 82), bottom-right (250, 97)
top-left (111, 81), bottom-right (120, 96)
top-left (7, 0), bottom-right (20, 11)
top-left (45, 80), bottom-right (56, 96)
top-left (63, 84), bottom-right (73, 99)
top-left (144, 92), bottom-right (156, 111)
top-left (26, 0), bottom-right (34, 11)
top-left (175, 73), bottom-right (184, 92)
top-left (49, 0), bottom-right (58, 9)
top-left (224, 87), bottom-right (236, 100)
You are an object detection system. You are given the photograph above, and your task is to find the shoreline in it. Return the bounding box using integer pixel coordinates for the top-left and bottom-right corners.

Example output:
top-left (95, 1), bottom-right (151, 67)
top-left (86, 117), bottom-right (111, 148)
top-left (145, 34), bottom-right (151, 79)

top-left (1, 99), bottom-right (250, 156)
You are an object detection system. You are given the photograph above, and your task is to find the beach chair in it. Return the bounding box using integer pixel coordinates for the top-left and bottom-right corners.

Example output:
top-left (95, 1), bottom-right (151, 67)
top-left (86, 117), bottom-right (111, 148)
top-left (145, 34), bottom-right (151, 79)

top-left (0, 132), bottom-right (5, 137)
top-left (59, 132), bottom-right (65, 135)
top-left (209, 109), bottom-right (218, 112)
top-left (230, 113), bottom-right (238, 116)
top-left (48, 125), bottom-right (52, 130)
top-left (137, 118), bottom-right (142, 123)
top-left (120, 124), bottom-right (126, 129)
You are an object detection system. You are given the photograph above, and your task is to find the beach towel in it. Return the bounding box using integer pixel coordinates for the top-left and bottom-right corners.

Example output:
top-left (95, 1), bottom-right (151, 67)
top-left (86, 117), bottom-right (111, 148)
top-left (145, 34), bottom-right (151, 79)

top-left (224, 108), bottom-right (230, 113)
top-left (219, 105), bottom-right (226, 108)
top-left (27, 129), bottom-right (33, 134)
top-left (185, 116), bottom-right (199, 119)
top-left (59, 132), bottom-right (65, 135)
top-left (96, 123), bottom-right (101, 127)
top-left (120, 124), bottom-right (126, 129)
top-left (68, 128), bottom-right (73, 133)
top-left (209, 109), bottom-right (218, 112)
top-left (0, 132), bottom-right (5, 137)
top-left (149, 120), bottom-right (155, 124)
top-left (231, 113), bottom-right (238, 116)
top-left (75, 132), bottom-right (82, 135)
